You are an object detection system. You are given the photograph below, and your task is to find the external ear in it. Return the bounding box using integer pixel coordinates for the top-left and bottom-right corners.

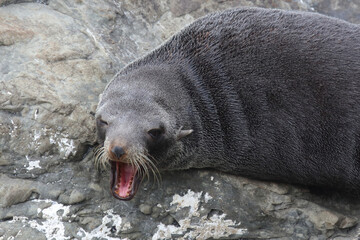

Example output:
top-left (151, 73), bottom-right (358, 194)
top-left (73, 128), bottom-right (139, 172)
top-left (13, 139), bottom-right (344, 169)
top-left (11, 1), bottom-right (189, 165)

top-left (176, 128), bottom-right (193, 140)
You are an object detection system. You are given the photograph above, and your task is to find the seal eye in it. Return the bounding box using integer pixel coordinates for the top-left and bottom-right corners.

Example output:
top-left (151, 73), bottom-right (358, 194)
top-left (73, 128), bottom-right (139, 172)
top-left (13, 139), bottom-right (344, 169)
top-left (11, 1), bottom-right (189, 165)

top-left (98, 118), bottom-right (108, 127)
top-left (148, 128), bottom-right (163, 141)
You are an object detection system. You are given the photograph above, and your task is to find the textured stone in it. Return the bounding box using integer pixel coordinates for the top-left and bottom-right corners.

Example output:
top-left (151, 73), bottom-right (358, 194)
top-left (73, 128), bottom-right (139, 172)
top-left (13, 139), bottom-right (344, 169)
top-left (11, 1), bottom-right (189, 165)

top-left (309, 210), bottom-right (340, 230)
top-left (312, 0), bottom-right (360, 23)
top-left (151, 205), bottom-right (162, 219)
top-left (139, 204), bottom-right (152, 215)
top-left (68, 189), bottom-right (86, 204)
top-left (169, 0), bottom-right (201, 17)
top-left (0, 0), bottom-right (360, 239)
top-left (339, 216), bottom-right (357, 229)
top-left (0, 175), bottom-right (36, 208)
top-left (58, 189), bottom-right (86, 205)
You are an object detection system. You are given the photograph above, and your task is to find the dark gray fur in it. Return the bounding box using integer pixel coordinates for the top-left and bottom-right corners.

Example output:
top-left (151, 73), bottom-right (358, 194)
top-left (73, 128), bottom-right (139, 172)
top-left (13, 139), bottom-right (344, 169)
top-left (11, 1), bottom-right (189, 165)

top-left (96, 7), bottom-right (360, 193)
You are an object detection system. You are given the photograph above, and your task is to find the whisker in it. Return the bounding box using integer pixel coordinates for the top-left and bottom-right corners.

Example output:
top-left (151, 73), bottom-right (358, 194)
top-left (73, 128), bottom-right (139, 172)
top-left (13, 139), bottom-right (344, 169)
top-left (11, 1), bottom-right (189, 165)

top-left (96, 145), bottom-right (161, 189)
top-left (136, 152), bottom-right (149, 182)
top-left (139, 152), bottom-right (161, 187)
top-left (93, 146), bottom-right (110, 170)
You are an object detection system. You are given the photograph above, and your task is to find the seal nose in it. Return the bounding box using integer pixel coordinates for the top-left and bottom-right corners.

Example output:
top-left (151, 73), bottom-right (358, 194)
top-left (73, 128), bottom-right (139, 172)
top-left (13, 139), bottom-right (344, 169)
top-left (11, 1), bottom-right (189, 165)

top-left (111, 146), bottom-right (125, 159)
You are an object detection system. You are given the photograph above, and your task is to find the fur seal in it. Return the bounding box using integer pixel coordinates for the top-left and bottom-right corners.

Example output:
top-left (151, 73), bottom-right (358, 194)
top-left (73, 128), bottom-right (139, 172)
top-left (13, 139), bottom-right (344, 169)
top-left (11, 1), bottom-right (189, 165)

top-left (95, 7), bottom-right (360, 200)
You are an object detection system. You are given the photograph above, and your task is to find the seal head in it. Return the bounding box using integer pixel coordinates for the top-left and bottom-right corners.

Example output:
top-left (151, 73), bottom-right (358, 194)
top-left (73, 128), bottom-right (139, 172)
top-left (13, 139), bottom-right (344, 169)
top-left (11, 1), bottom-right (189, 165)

top-left (95, 65), bottom-right (193, 200)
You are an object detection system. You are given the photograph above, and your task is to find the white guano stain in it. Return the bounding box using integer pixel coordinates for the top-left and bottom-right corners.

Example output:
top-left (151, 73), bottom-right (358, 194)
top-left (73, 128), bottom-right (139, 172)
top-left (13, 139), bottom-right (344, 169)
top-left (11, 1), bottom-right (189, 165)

top-left (152, 190), bottom-right (247, 240)
top-left (59, 137), bottom-right (76, 158)
top-left (33, 129), bottom-right (41, 141)
top-left (171, 189), bottom-right (202, 217)
top-left (9, 205), bottom-right (128, 240)
top-left (204, 192), bottom-right (213, 203)
top-left (9, 216), bottom-right (29, 223)
top-left (186, 214), bottom-right (246, 239)
top-left (77, 209), bottom-right (127, 240)
top-left (9, 119), bottom-right (19, 138)
top-left (25, 155), bottom-right (41, 170)
top-left (26, 160), bottom-right (41, 170)
top-left (34, 109), bottom-right (39, 120)
top-left (28, 200), bottom-right (71, 240)
top-left (49, 132), bottom-right (76, 158)
top-left (31, 128), bottom-right (48, 151)
top-left (31, 128), bottom-right (76, 157)
top-left (152, 223), bottom-right (179, 240)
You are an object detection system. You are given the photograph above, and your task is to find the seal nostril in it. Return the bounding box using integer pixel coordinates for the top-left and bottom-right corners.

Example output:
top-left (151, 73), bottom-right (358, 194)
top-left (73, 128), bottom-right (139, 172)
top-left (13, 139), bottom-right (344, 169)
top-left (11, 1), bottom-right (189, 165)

top-left (111, 146), bottom-right (125, 159)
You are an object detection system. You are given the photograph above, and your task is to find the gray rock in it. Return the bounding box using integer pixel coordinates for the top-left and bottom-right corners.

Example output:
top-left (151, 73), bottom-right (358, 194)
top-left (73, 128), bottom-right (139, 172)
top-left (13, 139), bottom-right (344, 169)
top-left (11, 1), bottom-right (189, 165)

top-left (69, 189), bottom-right (86, 204)
top-left (139, 203), bottom-right (152, 215)
top-left (169, 0), bottom-right (201, 17)
top-left (0, 0), bottom-right (360, 239)
top-left (338, 216), bottom-right (357, 229)
top-left (79, 216), bottom-right (102, 230)
top-left (312, 0), bottom-right (360, 23)
top-left (59, 189), bottom-right (85, 205)
top-left (0, 221), bottom-right (47, 240)
top-left (58, 189), bottom-right (86, 205)
top-left (151, 205), bottom-right (163, 219)
top-left (0, 174), bottom-right (36, 208)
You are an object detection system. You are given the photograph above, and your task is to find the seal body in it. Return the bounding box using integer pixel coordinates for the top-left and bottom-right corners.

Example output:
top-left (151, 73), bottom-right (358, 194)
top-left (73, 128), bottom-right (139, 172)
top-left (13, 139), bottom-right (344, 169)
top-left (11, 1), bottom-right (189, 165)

top-left (96, 7), bottom-right (360, 200)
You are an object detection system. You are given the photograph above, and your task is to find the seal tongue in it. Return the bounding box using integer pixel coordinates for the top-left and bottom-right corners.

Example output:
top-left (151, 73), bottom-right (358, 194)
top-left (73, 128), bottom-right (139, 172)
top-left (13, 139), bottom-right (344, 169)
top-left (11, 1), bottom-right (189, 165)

top-left (117, 163), bottom-right (135, 197)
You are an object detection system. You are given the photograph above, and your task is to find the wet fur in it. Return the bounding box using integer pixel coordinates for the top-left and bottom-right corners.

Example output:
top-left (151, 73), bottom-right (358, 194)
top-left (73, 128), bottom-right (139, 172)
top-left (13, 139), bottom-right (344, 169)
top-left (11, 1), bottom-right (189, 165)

top-left (97, 8), bottom-right (360, 193)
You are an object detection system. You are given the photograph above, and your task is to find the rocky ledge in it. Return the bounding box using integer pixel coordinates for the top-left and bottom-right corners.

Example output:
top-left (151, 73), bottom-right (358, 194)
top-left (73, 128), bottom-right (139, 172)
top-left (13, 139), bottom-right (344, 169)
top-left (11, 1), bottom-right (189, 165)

top-left (1, 0), bottom-right (360, 239)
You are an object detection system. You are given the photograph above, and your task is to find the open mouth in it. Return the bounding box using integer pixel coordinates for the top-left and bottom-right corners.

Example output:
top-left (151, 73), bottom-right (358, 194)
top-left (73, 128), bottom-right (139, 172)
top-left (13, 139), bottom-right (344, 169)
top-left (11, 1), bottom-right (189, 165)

top-left (110, 161), bottom-right (142, 200)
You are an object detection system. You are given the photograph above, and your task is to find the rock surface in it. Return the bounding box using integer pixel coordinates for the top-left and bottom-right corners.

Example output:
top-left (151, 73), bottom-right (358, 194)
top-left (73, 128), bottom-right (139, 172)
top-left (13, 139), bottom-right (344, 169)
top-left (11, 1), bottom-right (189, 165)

top-left (0, 0), bottom-right (360, 239)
